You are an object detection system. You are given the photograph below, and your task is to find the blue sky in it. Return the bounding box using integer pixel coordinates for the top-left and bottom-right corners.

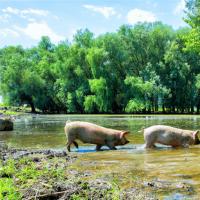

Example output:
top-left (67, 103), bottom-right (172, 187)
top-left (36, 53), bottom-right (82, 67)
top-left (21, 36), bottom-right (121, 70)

top-left (0, 0), bottom-right (187, 48)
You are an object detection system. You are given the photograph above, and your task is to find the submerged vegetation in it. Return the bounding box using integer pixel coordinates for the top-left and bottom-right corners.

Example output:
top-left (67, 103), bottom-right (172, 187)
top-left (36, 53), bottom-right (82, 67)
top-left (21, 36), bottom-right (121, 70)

top-left (0, 0), bottom-right (199, 114)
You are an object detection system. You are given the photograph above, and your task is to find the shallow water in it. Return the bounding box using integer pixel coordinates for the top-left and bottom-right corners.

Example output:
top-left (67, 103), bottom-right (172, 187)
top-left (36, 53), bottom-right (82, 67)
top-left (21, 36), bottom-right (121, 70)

top-left (1, 114), bottom-right (200, 198)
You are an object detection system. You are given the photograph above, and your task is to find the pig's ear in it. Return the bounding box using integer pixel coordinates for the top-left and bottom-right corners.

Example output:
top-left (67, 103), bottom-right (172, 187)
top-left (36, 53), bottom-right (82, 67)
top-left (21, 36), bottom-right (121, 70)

top-left (193, 130), bottom-right (199, 137)
top-left (120, 131), bottom-right (129, 139)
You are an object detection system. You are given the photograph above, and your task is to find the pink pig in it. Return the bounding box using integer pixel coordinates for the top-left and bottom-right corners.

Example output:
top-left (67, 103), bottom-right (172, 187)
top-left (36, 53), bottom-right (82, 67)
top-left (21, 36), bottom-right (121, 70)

top-left (64, 121), bottom-right (129, 151)
top-left (144, 125), bottom-right (200, 148)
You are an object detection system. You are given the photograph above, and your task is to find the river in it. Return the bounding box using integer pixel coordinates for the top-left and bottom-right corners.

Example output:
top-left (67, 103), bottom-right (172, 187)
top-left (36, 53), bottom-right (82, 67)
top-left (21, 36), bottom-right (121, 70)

top-left (1, 114), bottom-right (200, 199)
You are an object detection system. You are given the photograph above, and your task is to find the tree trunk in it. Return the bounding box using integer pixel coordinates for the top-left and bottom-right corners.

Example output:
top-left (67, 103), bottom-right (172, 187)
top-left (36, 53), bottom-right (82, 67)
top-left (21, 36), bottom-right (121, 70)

top-left (30, 101), bottom-right (36, 113)
top-left (162, 104), bottom-right (165, 113)
top-left (197, 102), bottom-right (200, 114)
top-left (197, 105), bottom-right (200, 114)
top-left (191, 105), bottom-right (194, 113)
top-left (196, 90), bottom-right (200, 114)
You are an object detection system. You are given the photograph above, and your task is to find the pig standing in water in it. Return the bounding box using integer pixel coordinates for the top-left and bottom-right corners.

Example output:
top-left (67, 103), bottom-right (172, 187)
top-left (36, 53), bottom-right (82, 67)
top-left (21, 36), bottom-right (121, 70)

top-left (144, 125), bottom-right (200, 148)
top-left (64, 121), bottom-right (129, 151)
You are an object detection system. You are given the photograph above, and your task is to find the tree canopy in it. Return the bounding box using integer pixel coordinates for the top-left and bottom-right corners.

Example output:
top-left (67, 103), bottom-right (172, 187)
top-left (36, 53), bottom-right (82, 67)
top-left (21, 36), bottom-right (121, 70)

top-left (0, 3), bottom-right (200, 113)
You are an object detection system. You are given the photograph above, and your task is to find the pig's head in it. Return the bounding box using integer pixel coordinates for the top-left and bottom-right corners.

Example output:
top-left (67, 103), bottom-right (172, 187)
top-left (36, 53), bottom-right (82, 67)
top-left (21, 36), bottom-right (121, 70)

top-left (115, 131), bottom-right (129, 146)
top-left (193, 130), bottom-right (200, 144)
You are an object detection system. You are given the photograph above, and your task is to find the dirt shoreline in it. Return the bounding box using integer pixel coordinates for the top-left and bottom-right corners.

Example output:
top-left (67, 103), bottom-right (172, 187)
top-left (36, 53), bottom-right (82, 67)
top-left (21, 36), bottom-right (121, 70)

top-left (0, 147), bottom-right (158, 200)
top-left (0, 147), bottom-right (198, 199)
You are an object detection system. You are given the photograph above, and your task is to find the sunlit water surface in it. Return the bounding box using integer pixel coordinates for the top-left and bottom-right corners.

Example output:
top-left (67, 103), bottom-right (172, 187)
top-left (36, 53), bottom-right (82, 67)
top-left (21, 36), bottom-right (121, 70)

top-left (1, 114), bottom-right (200, 199)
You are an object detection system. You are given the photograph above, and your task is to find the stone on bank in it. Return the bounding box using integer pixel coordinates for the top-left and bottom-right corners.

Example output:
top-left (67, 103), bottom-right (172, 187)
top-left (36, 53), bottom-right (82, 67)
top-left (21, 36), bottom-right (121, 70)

top-left (0, 118), bottom-right (13, 131)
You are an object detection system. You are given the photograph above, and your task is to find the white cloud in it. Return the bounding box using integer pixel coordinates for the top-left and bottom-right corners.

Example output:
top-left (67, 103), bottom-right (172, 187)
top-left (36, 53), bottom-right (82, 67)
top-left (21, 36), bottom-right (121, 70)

top-left (127, 9), bottom-right (156, 24)
top-left (2, 7), bottom-right (50, 19)
top-left (21, 8), bottom-right (49, 16)
top-left (14, 21), bottom-right (65, 43)
top-left (0, 28), bottom-right (19, 38)
top-left (0, 13), bottom-right (10, 22)
top-left (2, 7), bottom-right (19, 15)
top-left (83, 4), bottom-right (117, 18)
top-left (0, 7), bottom-right (62, 44)
top-left (174, 0), bottom-right (186, 15)
top-left (27, 18), bottom-right (37, 22)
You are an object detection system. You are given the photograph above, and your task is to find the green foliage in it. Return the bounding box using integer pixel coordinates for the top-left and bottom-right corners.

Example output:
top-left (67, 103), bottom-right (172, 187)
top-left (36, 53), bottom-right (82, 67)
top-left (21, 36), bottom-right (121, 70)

top-left (84, 95), bottom-right (96, 113)
top-left (196, 74), bottom-right (200, 89)
top-left (0, 160), bottom-right (20, 199)
top-left (0, 159), bottom-right (16, 177)
top-left (0, 157), bottom-right (68, 199)
top-left (66, 92), bottom-right (77, 113)
top-left (125, 99), bottom-right (145, 113)
top-left (89, 78), bottom-right (109, 112)
top-left (0, 21), bottom-right (200, 113)
top-left (87, 47), bottom-right (107, 78)
top-left (184, 0), bottom-right (200, 53)
top-left (0, 178), bottom-right (21, 200)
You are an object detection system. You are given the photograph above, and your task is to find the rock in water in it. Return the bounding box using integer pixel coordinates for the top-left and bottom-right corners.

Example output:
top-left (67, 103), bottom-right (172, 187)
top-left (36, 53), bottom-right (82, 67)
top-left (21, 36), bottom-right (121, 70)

top-left (0, 118), bottom-right (13, 131)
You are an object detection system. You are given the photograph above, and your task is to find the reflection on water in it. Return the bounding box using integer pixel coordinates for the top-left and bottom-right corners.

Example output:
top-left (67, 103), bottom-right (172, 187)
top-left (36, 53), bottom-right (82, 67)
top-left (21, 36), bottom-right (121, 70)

top-left (73, 145), bottom-right (200, 199)
top-left (1, 114), bottom-right (200, 198)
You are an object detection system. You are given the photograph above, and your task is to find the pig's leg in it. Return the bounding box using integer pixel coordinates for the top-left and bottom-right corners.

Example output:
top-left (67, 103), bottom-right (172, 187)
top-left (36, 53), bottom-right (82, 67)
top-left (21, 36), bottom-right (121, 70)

top-left (144, 141), bottom-right (155, 148)
top-left (73, 141), bottom-right (79, 149)
top-left (67, 141), bottom-right (78, 152)
top-left (67, 134), bottom-right (76, 152)
top-left (67, 142), bottom-right (72, 152)
top-left (181, 143), bottom-right (189, 148)
top-left (96, 144), bottom-right (102, 151)
top-left (144, 134), bottom-right (156, 148)
top-left (106, 142), bottom-right (117, 150)
top-left (109, 146), bottom-right (117, 150)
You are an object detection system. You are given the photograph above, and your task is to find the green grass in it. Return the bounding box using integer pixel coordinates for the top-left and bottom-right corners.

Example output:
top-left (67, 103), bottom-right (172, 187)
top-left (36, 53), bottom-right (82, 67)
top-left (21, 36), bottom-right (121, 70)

top-left (0, 155), bottom-right (157, 200)
top-left (0, 104), bottom-right (31, 116)
top-left (0, 178), bottom-right (21, 200)
top-left (0, 156), bottom-right (125, 200)
top-left (0, 159), bottom-right (16, 178)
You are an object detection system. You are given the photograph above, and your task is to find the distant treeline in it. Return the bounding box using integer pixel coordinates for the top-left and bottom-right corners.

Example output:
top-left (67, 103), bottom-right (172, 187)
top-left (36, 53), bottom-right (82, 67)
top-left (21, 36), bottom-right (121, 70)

top-left (0, 0), bottom-right (200, 114)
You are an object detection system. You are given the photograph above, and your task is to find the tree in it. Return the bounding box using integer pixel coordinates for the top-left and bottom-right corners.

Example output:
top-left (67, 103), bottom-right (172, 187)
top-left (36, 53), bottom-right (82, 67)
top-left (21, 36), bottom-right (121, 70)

top-left (0, 46), bottom-right (44, 112)
top-left (195, 74), bottom-right (200, 112)
top-left (87, 77), bottom-right (109, 113)
top-left (185, 0), bottom-right (200, 53)
top-left (124, 76), bottom-right (150, 113)
top-left (0, 21), bottom-right (199, 114)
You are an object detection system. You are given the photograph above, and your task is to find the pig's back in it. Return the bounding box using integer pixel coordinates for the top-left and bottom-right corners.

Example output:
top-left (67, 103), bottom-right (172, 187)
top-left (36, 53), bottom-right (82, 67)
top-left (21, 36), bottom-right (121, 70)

top-left (66, 121), bottom-right (108, 133)
top-left (144, 125), bottom-right (183, 136)
top-left (66, 121), bottom-right (118, 134)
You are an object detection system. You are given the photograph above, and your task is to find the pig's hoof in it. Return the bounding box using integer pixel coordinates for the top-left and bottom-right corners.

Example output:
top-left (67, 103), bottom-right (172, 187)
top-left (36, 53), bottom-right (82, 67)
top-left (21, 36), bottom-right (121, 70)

top-left (110, 147), bottom-right (117, 150)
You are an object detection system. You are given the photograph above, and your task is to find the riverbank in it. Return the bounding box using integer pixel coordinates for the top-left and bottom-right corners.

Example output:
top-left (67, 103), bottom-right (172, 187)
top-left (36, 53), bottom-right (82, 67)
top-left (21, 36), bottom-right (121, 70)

top-left (0, 148), bottom-right (158, 200)
top-left (2, 103), bottom-right (200, 116)
top-left (1, 147), bottom-right (198, 200)
top-left (0, 104), bottom-right (31, 117)
top-left (1, 114), bottom-right (200, 199)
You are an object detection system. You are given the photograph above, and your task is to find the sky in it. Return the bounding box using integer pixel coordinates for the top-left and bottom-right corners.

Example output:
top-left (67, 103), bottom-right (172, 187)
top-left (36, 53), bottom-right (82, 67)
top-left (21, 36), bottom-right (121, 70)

top-left (0, 0), bottom-right (187, 48)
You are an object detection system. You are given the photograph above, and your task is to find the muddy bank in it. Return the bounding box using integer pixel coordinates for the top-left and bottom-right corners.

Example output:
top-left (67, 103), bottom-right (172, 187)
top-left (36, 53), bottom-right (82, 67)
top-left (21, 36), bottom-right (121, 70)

top-left (0, 147), bottom-right (158, 200)
top-left (0, 147), bottom-right (198, 199)
top-left (0, 148), bottom-right (74, 161)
